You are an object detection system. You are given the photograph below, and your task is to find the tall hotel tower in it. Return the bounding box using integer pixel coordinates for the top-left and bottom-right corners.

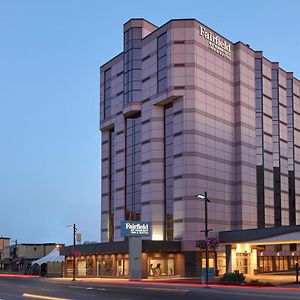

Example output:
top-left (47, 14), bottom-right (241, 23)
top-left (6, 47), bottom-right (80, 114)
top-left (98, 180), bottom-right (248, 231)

top-left (98, 18), bottom-right (300, 276)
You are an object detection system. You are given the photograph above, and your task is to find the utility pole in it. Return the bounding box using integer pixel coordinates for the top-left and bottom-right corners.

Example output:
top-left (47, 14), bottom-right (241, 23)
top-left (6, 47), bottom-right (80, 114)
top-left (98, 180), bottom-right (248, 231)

top-left (68, 224), bottom-right (77, 281)
top-left (197, 192), bottom-right (212, 287)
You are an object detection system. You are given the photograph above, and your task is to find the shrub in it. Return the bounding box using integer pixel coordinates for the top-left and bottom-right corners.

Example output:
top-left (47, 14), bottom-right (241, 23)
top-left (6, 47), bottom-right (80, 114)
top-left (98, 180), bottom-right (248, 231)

top-left (219, 271), bottom-right (245, 284)
top-left (247, 280), bottom-right (273, 287)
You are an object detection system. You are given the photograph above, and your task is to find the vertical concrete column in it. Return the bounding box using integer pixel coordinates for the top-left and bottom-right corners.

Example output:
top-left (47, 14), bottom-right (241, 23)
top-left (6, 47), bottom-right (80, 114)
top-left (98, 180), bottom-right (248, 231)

top-left (141, 253), bottom-right (148, 278)
top-left (112, 254), bottom-right (117, 277)
top-left (225, 245), bottom-right (236, 273)
top-left (225, 245), bottom-right (231, 273)
top-left (92, 255), bottom-right (96, 277)
top-left (231, 248), bottom-right (236, 272)
top-left (250, 247), bottom-right (258, 275)
top-left (129, 237), bottom-right (142, 280)
top-left (75, 257), bottom-right (78, 277)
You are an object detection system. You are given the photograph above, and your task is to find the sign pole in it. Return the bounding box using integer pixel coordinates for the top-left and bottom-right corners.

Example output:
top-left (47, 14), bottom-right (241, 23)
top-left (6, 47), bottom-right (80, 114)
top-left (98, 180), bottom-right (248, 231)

top-left (129, 236), bottom-right (142, 281)
top-left (120, 221), bottom-right (151, 281)
top-left (72, 224), bottom-right (76, 281)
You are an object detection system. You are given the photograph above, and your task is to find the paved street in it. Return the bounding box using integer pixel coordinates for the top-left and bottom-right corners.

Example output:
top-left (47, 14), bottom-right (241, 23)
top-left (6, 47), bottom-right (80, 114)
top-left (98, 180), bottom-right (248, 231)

top-left (0, 275), bottom-right (300, 300)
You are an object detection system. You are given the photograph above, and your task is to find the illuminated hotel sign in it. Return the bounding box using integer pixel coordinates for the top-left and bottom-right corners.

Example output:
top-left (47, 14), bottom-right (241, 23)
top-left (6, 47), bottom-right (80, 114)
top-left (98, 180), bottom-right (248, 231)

top-left (199, 26), bottom-right (231, 60)
top-left (121, 221), bottom-right (151, 237)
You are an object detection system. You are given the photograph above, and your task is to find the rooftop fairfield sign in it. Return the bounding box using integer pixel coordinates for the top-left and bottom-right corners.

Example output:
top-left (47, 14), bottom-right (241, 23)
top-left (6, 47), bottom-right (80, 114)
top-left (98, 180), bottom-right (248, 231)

top-left (199, 25), bottom-right (232, 61)
top-left (121, 221), bottom-right (151, 237)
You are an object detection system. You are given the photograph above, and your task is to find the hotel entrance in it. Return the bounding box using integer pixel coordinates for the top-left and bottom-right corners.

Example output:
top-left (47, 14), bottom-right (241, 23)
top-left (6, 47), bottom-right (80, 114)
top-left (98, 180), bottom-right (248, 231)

top-left (220, 226), bottom-right (300, 275)
top-left (236, 253), bottom-right (250, 274)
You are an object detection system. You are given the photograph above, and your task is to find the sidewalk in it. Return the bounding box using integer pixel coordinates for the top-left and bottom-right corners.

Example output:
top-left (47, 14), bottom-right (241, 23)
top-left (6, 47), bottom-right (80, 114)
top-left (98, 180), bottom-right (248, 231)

top-left (245, 274), bottom-right (300, 287)
top-left (50, 274), bottom-right (300, 287)
top-left (1, 272), bottom-right (300, 288)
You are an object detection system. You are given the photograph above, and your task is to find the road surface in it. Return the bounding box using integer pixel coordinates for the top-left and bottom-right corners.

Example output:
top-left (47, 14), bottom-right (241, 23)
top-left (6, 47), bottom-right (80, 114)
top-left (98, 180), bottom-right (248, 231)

top-left (0, 275), bottom-right (299, 300)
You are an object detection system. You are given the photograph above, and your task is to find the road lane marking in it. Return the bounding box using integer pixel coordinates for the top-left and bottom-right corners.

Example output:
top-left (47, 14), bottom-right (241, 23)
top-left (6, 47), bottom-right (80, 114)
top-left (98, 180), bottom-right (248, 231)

top-left (141, 287), bottom-right (188, 293)
top-left (69, 284), bottom-right (187, 294)
top-left (22, 293), bottom-right (71, 300)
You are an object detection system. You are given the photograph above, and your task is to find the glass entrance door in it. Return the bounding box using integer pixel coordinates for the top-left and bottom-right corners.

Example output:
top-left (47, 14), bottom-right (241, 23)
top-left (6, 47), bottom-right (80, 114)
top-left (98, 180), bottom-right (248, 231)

top-left (236, 253), bottom-right (250, 274)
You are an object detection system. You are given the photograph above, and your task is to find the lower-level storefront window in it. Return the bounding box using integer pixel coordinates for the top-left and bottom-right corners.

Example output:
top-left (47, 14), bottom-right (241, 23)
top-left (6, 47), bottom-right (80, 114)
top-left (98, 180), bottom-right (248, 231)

top-left (201, 252), bottom-right (215, 268)
top-left (217, 253), bottom-right (226, 275)
top-left (148, 254), bottom-right (175, 276)
top-left (116, 258), bottom-right (129, 277)
top-left (77, 260), bottom-right (86, 276)
top-left (86, 258), bottom-right (94, 276)
top-left (258, 256), bottom-right (300, 272)
top-left (66, 260), bottom-right (73, 277)
top-left (97, 259), bottom-right (113, 276)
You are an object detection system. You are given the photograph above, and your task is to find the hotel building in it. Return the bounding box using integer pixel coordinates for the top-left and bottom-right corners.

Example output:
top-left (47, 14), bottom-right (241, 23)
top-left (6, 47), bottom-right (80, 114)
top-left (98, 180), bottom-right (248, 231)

top-left (63, 18), bottom-right (300, 278)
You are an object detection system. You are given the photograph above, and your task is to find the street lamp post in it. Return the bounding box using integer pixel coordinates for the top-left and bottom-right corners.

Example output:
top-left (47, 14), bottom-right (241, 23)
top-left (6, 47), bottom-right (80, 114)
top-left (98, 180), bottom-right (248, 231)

top-left (196, 192), bottom-right (211, 287)
top-left (68, 224), bottom-right (77, 281)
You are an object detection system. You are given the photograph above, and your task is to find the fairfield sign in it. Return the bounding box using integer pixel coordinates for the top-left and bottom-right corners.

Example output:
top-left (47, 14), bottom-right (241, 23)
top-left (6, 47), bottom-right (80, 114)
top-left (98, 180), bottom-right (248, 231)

top-left (199, 26), bottom-right (231, 60)
top-left (121, 221), bottom-right (151, 237)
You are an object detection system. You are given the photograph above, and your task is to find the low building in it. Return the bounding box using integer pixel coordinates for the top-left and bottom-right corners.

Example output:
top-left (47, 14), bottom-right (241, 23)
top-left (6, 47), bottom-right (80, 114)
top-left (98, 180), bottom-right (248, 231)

top-left (2, 242), bottom-right (62, 274)
top-left (61, 241), bottom-right (181, 278)
top-left (0, 237), bottom-right (10, 271)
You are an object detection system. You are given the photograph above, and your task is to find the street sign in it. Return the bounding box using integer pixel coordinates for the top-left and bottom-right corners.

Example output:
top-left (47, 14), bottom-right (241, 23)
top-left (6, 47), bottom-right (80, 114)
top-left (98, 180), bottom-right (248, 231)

top-left (120, 221), bottom-right (151, 237)
top-left (201, 267), bottom-right (215, 276)
top-left (201, 267), bottom-right (215, 284)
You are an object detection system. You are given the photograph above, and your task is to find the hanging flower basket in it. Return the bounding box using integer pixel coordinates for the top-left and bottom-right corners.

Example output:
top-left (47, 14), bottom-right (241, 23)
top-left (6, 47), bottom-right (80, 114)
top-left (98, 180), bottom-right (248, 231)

top-left (195, 237), bottom-right (219, 250)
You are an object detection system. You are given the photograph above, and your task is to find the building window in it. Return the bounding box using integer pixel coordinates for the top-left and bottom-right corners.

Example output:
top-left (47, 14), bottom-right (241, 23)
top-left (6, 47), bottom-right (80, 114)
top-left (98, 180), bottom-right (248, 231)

top-left (123, 28), bottom-right (142, 105)
top-left (108, 129), bottom-right (115, 241)
top-left (125, 114), bottom-right (141, 220)
top-left (255, 58), bottom-right (265, 228)
top-left (271, 69), bottom-right (282, 226)
top-left (157, 32), bottom-right (168, 93)
top-left (164, 103), bottom-right (173, 240)
top-left (287, 78), bottom-right (296, 225)
top-left (104, 68), bottom-right (112, 118)
top-left (97, 258), bottom-right (113, 276)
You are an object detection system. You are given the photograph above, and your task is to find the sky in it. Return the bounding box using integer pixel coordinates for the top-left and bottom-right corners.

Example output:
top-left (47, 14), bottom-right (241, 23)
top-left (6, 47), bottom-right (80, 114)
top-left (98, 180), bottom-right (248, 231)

top-left (1, 0), bottom-right (300, 246)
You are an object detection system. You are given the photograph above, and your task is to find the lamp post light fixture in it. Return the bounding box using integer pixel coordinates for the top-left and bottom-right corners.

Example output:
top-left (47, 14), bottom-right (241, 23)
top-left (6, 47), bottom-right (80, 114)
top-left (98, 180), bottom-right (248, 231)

top-left (68, 224), bottom-right (77, 281)
top-left (196, 192), bottom-right (212, 287)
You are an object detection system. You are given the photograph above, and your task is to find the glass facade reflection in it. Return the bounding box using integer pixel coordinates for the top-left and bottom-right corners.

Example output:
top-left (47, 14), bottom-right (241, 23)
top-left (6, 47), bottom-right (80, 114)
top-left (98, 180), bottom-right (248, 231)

top-left (108, 129), bottom-right (115, 241)
top-left (164, 104), bottom-right (174, 240)
top-left (287, 78), bottom-right (296, 225)
top-left (255, 58), bottom-right (265, 228)
top-left (104, 68), bottom-right (112, 118)
top-left (126, 114), bottom-right (142, 220)
top-left (123, 27), bottom-right (142, 104)
top-left (271, 69), bottom-right (282, 226)
top-left (157, 32), bottom-right (167, 93)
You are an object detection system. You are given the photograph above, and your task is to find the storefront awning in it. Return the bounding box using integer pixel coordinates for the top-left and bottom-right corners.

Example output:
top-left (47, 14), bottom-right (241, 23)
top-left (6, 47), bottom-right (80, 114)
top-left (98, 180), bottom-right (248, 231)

top-left (61, 240), bottom-right (181, 256)
top-left (219, 225), bottom-right (300, 245)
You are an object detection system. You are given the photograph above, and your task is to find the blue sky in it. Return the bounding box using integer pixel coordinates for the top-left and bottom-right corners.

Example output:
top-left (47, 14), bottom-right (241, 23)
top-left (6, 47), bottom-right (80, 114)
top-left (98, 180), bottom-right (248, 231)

top-left (0, 0), bottom-right (300, 245)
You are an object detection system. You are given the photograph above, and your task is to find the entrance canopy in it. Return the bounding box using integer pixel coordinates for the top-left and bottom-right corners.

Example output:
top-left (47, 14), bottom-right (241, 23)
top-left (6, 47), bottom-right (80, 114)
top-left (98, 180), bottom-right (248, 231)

top-left (31, 248), bottom-right (64, 266)
top-left (219, 225), bottom-right (300, 245)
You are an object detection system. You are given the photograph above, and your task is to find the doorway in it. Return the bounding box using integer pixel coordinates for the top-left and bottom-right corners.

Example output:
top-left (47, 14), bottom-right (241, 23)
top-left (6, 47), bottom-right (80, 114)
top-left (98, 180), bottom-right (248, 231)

top-left (236, 253), bottom-right (250, 274)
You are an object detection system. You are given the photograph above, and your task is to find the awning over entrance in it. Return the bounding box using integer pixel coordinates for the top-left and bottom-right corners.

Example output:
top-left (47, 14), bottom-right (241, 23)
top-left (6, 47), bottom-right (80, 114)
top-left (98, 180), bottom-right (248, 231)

top-left (219, 225), bottom-right (300, 245)
top-left (60, 240), bottom-right (181, 256)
